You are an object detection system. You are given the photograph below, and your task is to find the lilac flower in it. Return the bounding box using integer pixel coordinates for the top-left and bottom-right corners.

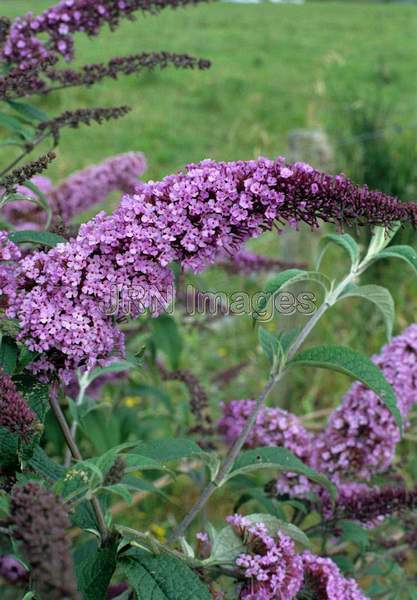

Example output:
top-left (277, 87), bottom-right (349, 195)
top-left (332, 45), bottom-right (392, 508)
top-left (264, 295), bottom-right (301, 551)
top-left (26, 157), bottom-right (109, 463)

top-left (322, 482), bottom-right (417, 527)
top-left (11, 482), bottom-right (79, 600)
top-left (51, 151), bottom-right (146, 222)
top-left (0, 231), bottom-right (21, 309)
top-left (2, 153), bottom-right (146, 230)
top-left (2, 0), bottom-right (209, 68)
top-left (0, 555), bottom-right (28, 584)
top-left (9, 157), bottom-right (417, 379)
top-left (312, 324), bottom-right (417, 482)
top-left (227, 514), bottom-right (303, 600)
top-left (301, 552), bottom-right (368, 599)
top-left (0, 370), bottom-right (37, 440)
top-left (219, 399), bottom-right (315, 496)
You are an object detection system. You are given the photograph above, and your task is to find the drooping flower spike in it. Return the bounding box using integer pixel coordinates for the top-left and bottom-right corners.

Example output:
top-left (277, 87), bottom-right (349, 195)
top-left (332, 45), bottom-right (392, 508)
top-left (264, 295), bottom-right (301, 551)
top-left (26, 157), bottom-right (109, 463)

top-left (2, 152), bottom-right (147, 229)
top-left (1, 0), bottom-right (210, 68)
top-left (7, 157), bottom-right (417, 380)
top-left (11, 482), bottom-right (79, 600)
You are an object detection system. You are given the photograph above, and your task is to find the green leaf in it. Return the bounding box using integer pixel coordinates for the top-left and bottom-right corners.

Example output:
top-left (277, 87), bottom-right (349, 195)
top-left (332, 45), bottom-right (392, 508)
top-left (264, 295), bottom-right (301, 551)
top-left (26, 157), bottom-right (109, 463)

top-left (7, 100), bottom-right (48, 123)
top-left (208, 525), bottom-right (245, 564)
top-left (366, 223), bottom-right (401, 259)
top-left (104, 483), bottom-right (133, 504)
top-left (373, 245), bottom-right (417, 275)
top-left (119, 550), bottom-right (211, 600)
top-left (338, 519), bottom-right (369, 553)
top-left (150, 314), bottom-right (183, 370)
top-left (132, 438), bottom-right (206, 463)
top-left (226, 447), bottom-right (336, 499)
top-left (289, 345), bottom-right (402, 430)
top-left (28, 446), bottom-right (65, 481)
top-left (340, 284), bottom-right (395, 339)
top-left (124, 453), bottom-right (170, 473)
top-left (279, 327), bottom-right (302, 355)
top-left (76, 537), bottom-right (118, 600)
top-left (0, 426), bottom-right (18, 468)
top-left (244, 513), bottom-right (311, 547)
top-left (0, 111), bottom-right (26, 132)
top-left (253, 269), bottom-right (330, 321)
top-left (258, 327), bottom-right (281, 364)
top-left (8, 230), bottom-right (66, 248)
top-left (0, 336), bottom-right (18, 374)
top-left (86, 359), bottom-right (135, 384)
top-left (316, 232), bottom-right (360, 269)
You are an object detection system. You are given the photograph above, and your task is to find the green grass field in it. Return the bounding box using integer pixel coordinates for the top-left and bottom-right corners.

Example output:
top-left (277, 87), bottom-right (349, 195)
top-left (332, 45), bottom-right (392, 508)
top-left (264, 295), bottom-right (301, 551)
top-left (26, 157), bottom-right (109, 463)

top-left (1, 1), bottom-right (417, 181)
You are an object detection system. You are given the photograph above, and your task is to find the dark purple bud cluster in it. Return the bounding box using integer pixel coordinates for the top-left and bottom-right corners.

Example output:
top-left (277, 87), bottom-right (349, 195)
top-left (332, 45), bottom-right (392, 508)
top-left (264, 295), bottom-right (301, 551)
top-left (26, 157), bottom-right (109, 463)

top-left (333, 484), bottom-right (417, 524)
top-left (1, 0), bottom-right (210, 68)
top-left (11, 482), bottom-right (80, 600)
top-left (37, 106), bottom-right (131, 143)
top-left (103, 456), bottom-right (126, 486)
top-left (45, 51), bottom-right (211, 89)
top-left (0, 370), bottom-right (37, 441)
top-left (0, 56), bottom-right (58, 99)
top-left (1, 152), bottom-right (56, 193)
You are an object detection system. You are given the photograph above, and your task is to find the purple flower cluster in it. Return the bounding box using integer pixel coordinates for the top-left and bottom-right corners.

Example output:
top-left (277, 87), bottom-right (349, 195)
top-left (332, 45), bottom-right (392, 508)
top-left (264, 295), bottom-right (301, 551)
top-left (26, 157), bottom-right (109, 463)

top-left (226, 514), bottom-right (368, 599)
top-left (219, 400), bottom-right (314, 496)
top-left (0, 370), bottom-right (37, 440)
top-left (220, 325), bottom-right (417, 495)
top-left (2, 152), bottom-right (147, 230)
top-left (322, 482), bottom-right (417, 527)
top-left (51, 151), bottom-right (146, 222)
top-left (1, 0), bottom-right (208, 68)
top-left (301, 551), bottom-right (368, 599)
top-left (8, 157), bottom-right (417, 379)
top-left (11, 482), bottom-right (79, 600)
top-left (312, 324), bottom-right (417, 482)
top-left (227, 514), bottom-right (304, 600)
top-left (0, 231), bottom-right (21, 309)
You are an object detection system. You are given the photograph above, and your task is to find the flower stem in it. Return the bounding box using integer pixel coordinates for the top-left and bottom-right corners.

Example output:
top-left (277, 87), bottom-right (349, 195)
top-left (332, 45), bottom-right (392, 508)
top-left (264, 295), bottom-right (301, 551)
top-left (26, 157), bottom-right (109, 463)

top-left (48, 394), bottom-right (110, 546)
top-left (169, 261), bottom-right (367, 544)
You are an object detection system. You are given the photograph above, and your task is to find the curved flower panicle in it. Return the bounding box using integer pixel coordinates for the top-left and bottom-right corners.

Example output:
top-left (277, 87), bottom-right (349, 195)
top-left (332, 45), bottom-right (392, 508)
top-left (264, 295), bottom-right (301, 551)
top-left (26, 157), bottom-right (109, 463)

top-left (227, 514), bottom-right (304, 600)
top-left (219, 399), bottom-right (315, 496)
top-left (11, 482), bottom-right (79, 600)
top-left (0, 370), bottom-right (37, 440)
top-left (1, 153), bottom-right (147, 230)
top-left (8, 157), bottom-right (417, 379)
top-left (0, 231), bottom-right (21, 310)
top-left (51, 151), bottom-right (147, 222)
top-left (301, 552), bottom-right (368, 599)
top-left (1, 0), bottom-right (210, 68)
top-left (312, 324), bottom-right (417, 482)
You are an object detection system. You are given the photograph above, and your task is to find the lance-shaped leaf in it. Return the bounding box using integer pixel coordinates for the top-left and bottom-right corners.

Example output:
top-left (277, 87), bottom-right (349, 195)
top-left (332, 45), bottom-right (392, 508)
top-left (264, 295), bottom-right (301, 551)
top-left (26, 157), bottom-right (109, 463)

top-left (288, 345), bottom-right (402, 430)
top-left (253, 269), bottom-right (330, 321)
top-left (8, 230), bottom-right (66, 248)
top-left (119, 550), bottom-right (211, 600)
top-left (316, 233), bottom-right (360, 269)
top-left (339, 284), bottom-right (395, 339)
top-left (225, 446), bottom-right (336, 500)
top-left (371, 245), bottom-right (417, 275)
